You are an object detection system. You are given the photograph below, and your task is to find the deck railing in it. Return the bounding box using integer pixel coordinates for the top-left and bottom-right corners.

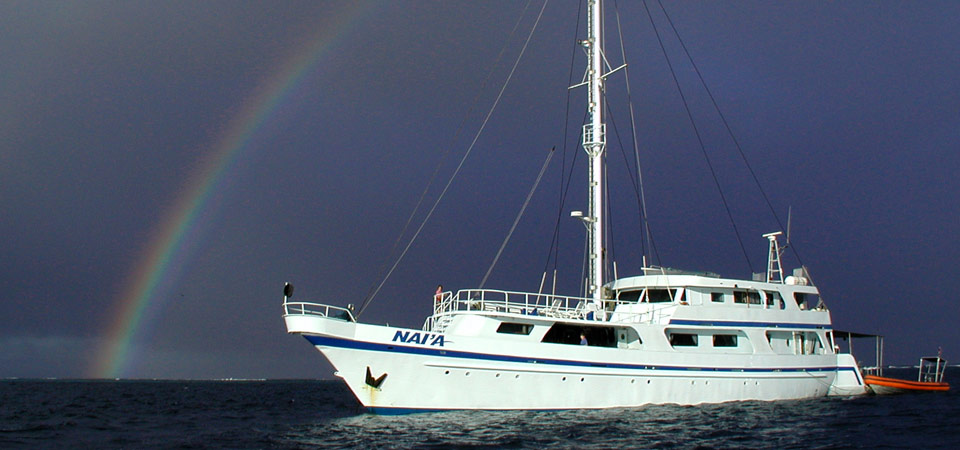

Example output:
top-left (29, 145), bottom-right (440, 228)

top-left (423, 288), bottom-right (683, 331)
top-left (283, 301), bottom-right (356, 322)
top-left (453, 289), bottom-right (593, 316)
top-left (423, 289), bottom-right (596, 331)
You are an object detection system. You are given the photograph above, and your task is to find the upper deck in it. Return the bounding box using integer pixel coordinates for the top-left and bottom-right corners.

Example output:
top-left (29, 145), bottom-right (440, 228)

top-left (426, 270), bottom-right (830, 333)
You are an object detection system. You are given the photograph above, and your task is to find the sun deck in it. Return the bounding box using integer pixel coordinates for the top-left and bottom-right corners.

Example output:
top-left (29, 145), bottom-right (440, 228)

top-left (424, 271), bottom-right (829, 332)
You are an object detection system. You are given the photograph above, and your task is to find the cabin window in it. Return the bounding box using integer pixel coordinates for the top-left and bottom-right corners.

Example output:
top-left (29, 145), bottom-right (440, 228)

top-left (766, 331), bottom-right (824, 355)
top-left (796, 331), bottom-right (825, 355)
top-left (617, 328), bottom-right (643, 349)
top-left (542, 323), bottom-right (616, 347)
top-left (765, 291), bottom-right (784, 309)
top-left (496, 322), bottom-right (533, 335)
top-left (668, 333), bottom-right (698, 347)
top-left (711, 292), bottom-right (724, 303)
top-left (766, 331), bottom-right (792, 354)
top-left (618, 290), bottom-right (641, 303)
top-left (734, 290), bottom-right (761, 304)
top-left (811, 295), bottom-right (823, 309)
top-left (713, 334), bottom-right (738, 347)
top-left (794, 293), bottom-right (807, 309)
top-left (794, 293), bottom-right (823, 310)
top-left (646, 289), bottom-right (675, 303)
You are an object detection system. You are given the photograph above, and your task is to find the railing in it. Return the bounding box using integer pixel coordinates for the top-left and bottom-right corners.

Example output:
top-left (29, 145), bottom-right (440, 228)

top-left (453, 289), bottom-right (595, 317)
top-left (283, 301), bottom-right (356, 322)
top-left (582, 123), bottom-right (606, 147)
top-left (422, 288), bottom-right (686, 332)
top-left (423, 289), bottom-right (596, 331)
top-left (282, 291), bottom-right (681, 332)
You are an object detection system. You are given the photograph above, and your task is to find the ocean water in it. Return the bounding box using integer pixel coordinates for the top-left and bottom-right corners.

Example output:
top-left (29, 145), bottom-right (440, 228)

top-left (2, 369), bottom-right (959, 449)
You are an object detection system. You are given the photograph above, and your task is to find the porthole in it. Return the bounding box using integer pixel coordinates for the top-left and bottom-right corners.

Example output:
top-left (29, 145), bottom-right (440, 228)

top-left (444, 370), bottom-right (449, 375)
top-left (562, 376), bottom-right (567, 381)
top-left (580, 377), bottom-right (585, 382)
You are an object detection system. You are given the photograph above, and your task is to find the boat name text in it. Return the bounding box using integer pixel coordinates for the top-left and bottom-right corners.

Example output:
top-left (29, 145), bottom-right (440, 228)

top-left (392, 330), bottom-right (445, 347)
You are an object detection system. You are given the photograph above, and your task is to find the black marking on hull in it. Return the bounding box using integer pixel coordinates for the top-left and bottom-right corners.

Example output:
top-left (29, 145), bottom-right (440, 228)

top-left (365, 366), bottom-right (387, 389)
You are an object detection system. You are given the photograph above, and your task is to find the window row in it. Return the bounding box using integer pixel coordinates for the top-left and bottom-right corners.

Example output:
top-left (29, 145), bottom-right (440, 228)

top-left (613, 287), bottom-right (823, 310)
top-left (496, 322), bottom-right (829, 355)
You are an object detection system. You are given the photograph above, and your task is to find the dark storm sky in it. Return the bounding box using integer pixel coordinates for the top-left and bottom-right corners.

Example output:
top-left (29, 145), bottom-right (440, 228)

top-left (2, 1), bottom-right (958, 379)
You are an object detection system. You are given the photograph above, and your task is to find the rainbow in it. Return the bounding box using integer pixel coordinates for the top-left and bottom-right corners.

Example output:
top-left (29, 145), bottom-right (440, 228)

top-left (92, 4), bottom-right (377, 378)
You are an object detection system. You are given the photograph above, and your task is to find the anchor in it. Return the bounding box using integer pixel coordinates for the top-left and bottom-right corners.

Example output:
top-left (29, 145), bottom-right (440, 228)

top-left (365, 366), bottom-right (387, 389)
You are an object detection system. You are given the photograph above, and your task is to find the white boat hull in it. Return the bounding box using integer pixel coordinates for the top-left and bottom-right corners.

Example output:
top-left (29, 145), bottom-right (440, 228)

top-left (286, 313), bottom-right (864, 412)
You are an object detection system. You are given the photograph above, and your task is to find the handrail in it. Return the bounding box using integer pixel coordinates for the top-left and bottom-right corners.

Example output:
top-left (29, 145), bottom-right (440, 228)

top-left (423, 288), bottom-right (684, 330)
top-left (285, 289), bottom-right (687, 332)
top-left (452, 288), bottom-right (595, 317)
top-left (283, 301), bottom-right (356, 322)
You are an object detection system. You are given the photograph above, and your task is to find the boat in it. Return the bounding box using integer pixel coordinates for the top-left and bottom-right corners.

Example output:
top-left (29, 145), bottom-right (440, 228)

top-left (281, 1), bottom-right (868, 413)
top-left (864, 354), bottom-right (949, 395)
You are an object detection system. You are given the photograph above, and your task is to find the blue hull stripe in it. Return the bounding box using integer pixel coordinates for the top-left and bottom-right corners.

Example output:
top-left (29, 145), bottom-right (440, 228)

top-left (668, 319), bottom-right (829, 330)
top-left (304, 334), bottom-right (856, 375)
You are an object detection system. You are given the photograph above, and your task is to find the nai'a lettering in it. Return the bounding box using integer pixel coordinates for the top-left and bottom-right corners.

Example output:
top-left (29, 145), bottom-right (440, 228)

top-left (392, 330), bottom-right (445, 347)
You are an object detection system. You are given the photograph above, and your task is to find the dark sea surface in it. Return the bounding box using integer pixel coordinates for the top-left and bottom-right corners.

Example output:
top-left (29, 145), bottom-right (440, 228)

top-left (3, 369), bottom-right (959, 449)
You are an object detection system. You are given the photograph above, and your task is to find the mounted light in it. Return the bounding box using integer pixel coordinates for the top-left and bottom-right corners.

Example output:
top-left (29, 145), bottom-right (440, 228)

top-left (571, 210), bottom-right (594, 224)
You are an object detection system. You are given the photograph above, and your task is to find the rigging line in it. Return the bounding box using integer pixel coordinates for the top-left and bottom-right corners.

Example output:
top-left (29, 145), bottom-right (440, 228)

top-left (358, 0), bottom-right (538, 309)
top-left (358, 0), bottom-right (552, 317)
top-left (601, 91), bottom-right (660, 271)
top-left (603, 151), bottom-right (615, 281)
top-left (602, 92), bottom-right (659, 268)
top-left (601, 85), bottom-right (661, 268)
top-left (613, 0), bottom-right (658, 266)
top-left (600, 96), bottom-right (633, 273)
top-left (641, 0), bottom-right (754, 273)
top-left (580, 228), bottom-right (589, 297)
top-left (543, 0), bottom-right (584, 277)
top-left (655, 0), bottom-right (805, 268)
top-left (545, 109), bottom-right (585, 275)
top-left (479, 148), bottom-right (556, 288)
top-left (608, 111), bottom-right (637, 189)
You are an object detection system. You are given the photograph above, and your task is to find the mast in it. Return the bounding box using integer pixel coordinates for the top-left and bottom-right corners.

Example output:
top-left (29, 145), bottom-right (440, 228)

top-left (583, 0), bottom-right (606, 301)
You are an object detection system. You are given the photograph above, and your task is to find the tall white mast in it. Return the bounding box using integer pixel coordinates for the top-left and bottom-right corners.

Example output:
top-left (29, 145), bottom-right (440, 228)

top-left (583, 0), bottom-right (606, 301)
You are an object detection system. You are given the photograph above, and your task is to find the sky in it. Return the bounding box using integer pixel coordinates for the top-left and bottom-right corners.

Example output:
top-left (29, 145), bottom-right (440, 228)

top-left (2, 0), bottom-right (958, 379)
